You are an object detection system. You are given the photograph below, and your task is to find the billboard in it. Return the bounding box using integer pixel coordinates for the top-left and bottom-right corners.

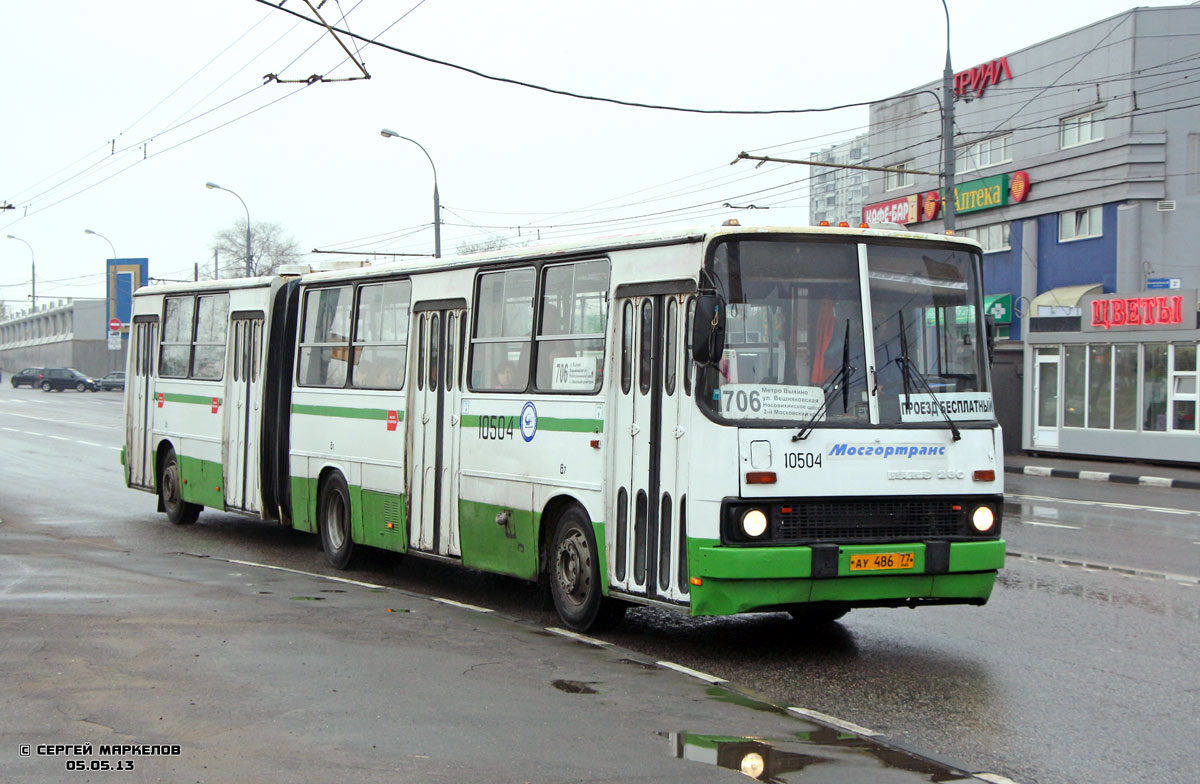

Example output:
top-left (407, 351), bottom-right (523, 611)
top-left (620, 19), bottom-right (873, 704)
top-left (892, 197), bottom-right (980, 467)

top-left (106, 258), bottom-right (148, 336)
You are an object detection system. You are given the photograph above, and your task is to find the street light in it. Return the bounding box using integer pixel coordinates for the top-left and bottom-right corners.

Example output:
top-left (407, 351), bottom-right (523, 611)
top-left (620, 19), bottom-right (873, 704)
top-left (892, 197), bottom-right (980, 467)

top-left (380, 128), bottom-right (442, 258)
top-left (205, 181), bottom-right (253, 277)
top-left (6, 234), bottom-right (35, 308)
top-left (940, 0), bottom-right (957, 233)
top-left (84, 228), bottom-right (117, 259)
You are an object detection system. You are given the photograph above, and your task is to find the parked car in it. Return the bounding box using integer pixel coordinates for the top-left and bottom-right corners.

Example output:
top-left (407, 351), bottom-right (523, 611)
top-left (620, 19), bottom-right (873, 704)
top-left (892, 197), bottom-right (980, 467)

top-left (99, 371), bottom-right (126, 391)
top-left (10, 367), bottom-right (46, 388)
top-left (39, 367), bottom-right (101, 392)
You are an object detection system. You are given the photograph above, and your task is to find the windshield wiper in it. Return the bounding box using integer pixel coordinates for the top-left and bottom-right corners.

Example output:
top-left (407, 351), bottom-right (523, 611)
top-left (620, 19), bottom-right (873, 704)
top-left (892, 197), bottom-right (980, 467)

top-left (793, 319), bottom-right (855, 442)
top-left (897, 309), bottom-right (961, 442)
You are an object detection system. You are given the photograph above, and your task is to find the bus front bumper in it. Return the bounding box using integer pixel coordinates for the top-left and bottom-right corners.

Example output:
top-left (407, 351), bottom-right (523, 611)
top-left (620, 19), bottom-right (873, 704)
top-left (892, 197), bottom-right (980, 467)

top-left (687, 539), bottom-right (1005, 617)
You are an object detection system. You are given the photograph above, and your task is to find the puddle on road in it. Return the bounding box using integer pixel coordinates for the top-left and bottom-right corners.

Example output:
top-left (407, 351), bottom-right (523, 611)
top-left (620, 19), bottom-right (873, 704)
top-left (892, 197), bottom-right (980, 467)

top-left (552, 679), bottom-right (599, 694)
top-left (289, 596), bottom-right (326, 601)
top-left (667, 731), bottom-right (973, 782)
top-left (704, 686), bottom-right (787, 715)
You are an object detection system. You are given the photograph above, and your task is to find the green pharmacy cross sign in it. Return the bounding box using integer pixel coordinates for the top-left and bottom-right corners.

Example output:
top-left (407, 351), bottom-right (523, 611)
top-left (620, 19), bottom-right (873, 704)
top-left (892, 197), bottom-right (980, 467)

top-left (984, 292), bottom-right (1013, 339)
top-left (984, 293), bottom-right (1012, 324)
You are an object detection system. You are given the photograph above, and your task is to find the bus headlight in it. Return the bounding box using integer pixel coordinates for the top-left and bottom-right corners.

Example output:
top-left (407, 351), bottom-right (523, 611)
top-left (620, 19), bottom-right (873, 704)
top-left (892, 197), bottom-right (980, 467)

top-left (970, 505), bottom-right (995, 533)
top-left (741, 509), bottom-right (768, 538)
top-left (740, 752), bottom-right (765, 778)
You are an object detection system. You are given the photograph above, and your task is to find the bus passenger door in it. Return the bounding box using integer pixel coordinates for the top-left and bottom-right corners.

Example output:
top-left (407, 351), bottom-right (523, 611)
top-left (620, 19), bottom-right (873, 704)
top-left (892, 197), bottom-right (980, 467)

top-left (127, 318), bottom-right (157, 490)
top-left (408, 306), bottom-right (464, 557)
top-left (610, 294), bottom-right (688, 603)
top-left (225, 315), bottom-right (264, 513)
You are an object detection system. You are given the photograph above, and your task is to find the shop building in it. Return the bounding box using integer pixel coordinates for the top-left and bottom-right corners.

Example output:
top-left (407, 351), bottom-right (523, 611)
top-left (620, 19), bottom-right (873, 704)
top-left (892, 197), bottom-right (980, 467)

top-left (857, 4), bottom-right (1200, 462)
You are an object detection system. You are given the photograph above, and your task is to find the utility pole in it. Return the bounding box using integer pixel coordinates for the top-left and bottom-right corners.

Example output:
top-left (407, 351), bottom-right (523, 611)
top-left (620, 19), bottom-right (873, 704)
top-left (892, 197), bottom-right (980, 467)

top-left (941, 0), bottom-right (957, 232)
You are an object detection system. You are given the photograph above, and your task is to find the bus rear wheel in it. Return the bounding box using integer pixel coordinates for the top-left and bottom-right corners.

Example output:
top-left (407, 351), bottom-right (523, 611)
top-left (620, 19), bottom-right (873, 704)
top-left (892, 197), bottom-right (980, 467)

top-left (318, 473), bottom-right (355, 570)
top-left (549, 505), bottom-right (626, 632)
top-left (160, 449), bottom-right (200, 525)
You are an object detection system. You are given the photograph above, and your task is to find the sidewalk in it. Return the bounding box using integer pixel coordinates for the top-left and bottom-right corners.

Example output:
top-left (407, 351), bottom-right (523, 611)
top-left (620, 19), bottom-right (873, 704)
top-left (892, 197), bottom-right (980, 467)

top-left (1004, 452), bottom-right (1200, 491)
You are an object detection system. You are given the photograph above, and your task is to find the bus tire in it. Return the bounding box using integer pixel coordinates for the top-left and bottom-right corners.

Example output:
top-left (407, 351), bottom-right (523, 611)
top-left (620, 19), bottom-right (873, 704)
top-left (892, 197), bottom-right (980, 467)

top-left (549, 505), bottom-right (626, 632)
top-left (318, 473), bottom-right (355, 570)
top-left (788, 606), bottom-right (849, 626)
top-left (160, 448), bottom-right (200, 525)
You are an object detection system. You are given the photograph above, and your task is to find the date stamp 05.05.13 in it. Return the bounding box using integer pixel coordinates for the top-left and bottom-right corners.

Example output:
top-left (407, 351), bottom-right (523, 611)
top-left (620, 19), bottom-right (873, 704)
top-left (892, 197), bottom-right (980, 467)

top-left (20, 742), bottom-right (182, 772)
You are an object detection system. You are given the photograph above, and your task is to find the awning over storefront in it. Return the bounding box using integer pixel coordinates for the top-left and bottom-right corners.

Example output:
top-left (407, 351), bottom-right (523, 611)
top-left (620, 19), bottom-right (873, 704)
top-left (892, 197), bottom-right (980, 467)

top-left (1030, 283), bottom-right (1103, 316)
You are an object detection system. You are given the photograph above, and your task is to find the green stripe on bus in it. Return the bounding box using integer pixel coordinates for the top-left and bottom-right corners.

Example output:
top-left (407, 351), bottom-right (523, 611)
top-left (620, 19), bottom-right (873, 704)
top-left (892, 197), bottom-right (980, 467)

top-left (459, 414), bottom-right (602, 433)
top-left (291, 404), bottom-right (405, 422)
top-left (163, 393), bottom-right (223, 406)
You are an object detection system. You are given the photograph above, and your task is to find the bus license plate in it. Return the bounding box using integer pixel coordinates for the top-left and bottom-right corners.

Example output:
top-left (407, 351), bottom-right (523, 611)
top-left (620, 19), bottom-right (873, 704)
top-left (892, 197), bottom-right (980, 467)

top-left (849, 552), bottom-right (914, 571)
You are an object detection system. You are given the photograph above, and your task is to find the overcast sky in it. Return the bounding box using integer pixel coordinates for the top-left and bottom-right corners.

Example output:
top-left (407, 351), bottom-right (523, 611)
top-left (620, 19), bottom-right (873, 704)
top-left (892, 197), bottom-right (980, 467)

top-left (0, 0), bottom-right (1182, 307)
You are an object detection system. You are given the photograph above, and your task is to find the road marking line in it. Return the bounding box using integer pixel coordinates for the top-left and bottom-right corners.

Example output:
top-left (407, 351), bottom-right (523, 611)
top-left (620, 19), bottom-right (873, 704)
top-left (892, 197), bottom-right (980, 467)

top-left (1005, 551), bottom-right (1199, 584)
top-left (1007, 493), bottom-right (1200, 518)
top-left (0, 411), bottom-right (121, 430)
top-left (787, 707), bottom-right (881, 737)
top-left (546, 627), bottom-right (612, 647)
top-left (77, 441), bottom-right (103, 447)
top-left (213, 556), bottom-right (391, 589)
top-left (46, 435), bottom-right (71, 441)
top-left (656, 661), bottom-right (727, 684)
top-left (1021, 520), bottom-right (1081, 530)
top-left (430, 596), bottom-right (494, 613)
top-left (976, 774), bottom-right (1024, 784)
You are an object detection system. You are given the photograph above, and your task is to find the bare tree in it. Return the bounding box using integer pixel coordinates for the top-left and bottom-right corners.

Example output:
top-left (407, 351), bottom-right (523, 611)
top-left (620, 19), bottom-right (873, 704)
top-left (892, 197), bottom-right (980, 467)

top-left (206, 219), bottom-right (301, 279)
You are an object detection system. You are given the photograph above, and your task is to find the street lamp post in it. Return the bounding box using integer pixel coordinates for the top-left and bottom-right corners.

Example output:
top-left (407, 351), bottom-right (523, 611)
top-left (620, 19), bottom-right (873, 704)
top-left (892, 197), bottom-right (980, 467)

top-left (205, 182), bottom-right (253, 277)
top-left (941, 0), bottom-right (957, 233)
top-left (84, 228), bottom-right (117, 259)
top-left (6, 234), bottom-right (35, 308)
top-left (380, 128), bottom-right (441, 258)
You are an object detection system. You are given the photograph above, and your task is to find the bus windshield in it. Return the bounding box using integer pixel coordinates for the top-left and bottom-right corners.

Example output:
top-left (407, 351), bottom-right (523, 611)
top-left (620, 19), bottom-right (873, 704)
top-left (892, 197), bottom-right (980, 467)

top-left (699, 236), bottom-right (990, 428)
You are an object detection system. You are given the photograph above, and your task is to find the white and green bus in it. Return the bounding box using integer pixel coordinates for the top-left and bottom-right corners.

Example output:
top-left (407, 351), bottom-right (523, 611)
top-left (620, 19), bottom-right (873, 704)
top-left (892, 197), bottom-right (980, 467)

top-left (124, 224), bottom-right (1005, 631)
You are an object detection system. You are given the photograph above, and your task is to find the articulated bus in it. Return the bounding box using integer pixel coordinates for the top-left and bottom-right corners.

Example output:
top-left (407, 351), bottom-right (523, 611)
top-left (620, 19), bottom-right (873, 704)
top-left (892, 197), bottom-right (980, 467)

top-left (123, 224), bottom-right (1005, 631)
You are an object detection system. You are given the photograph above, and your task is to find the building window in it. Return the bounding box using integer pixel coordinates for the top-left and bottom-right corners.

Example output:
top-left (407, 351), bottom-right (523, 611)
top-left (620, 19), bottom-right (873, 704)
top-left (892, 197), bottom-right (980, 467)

top-left (1060, 108), bottom-right (1104, 149)
top-left (959, 223), bottom-right (1011, 253)
top-left (1059, 206), bottom-right (1102, 242)
top-left (956, 134), bottom-right (1012, 174)
top-left (884, 161), bottom-right (914, 191)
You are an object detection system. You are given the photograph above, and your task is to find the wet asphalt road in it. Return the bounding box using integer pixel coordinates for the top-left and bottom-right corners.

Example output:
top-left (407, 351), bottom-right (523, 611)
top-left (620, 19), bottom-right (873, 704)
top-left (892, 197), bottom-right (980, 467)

top-left (1, 387), bottom-right (1197, 784)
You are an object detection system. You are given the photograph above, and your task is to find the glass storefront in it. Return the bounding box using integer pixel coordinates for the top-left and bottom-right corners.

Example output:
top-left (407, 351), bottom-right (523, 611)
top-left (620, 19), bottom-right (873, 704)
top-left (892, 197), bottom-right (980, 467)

top-left (1025, 332), bottom-right (1200, 462)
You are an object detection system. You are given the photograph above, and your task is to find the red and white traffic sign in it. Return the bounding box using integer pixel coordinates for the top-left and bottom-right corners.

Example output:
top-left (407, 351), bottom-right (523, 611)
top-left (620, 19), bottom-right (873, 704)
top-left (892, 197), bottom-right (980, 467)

top-left (108, 318), bottom-right (122, 331)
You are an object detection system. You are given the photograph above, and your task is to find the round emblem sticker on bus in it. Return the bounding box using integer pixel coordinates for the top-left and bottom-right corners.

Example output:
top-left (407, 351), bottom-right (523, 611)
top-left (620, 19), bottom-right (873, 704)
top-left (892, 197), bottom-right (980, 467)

top-left (520, 401), bottom-right (538, 442)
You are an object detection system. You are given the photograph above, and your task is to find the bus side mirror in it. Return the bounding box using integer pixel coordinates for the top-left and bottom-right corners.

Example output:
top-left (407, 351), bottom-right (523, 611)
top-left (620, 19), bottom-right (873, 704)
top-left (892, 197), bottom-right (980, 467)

top-left (691, 293), bottom-right (726, 364)
top-left (984, 314), bottom-right (996, 366)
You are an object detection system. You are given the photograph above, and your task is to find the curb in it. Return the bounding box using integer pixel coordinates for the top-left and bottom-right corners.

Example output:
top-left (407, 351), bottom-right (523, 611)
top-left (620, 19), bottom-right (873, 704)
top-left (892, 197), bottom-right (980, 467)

top-left (1004, 464), bottom-right (1200, 491)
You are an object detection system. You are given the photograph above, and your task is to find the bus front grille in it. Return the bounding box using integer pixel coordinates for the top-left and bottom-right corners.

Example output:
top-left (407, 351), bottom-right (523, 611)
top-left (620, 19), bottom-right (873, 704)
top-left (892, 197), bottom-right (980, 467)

top-left (773, 499), bottom-right (962, 542)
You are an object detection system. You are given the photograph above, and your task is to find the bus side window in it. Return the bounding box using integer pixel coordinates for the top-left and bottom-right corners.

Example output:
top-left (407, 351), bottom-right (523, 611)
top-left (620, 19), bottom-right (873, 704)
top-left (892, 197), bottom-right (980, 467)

top-left (469, 267), bottom-right (534, 392)
top-left (535, 259), bottom-right (608, 394)
top-left (160, 296), bottom-right (195, 378)
top-left (664, 298), bottom-right (678, 396)
top-left (621, 302), bottom-right (633, 395)
top-left (684, 297), bottom-right (695, 396)
top-left (192, 293), bottom-right (229, 381)
top-left (352, 280), bottom-right (410, 390)
top-left (297, 286), bottom-right (353, 387)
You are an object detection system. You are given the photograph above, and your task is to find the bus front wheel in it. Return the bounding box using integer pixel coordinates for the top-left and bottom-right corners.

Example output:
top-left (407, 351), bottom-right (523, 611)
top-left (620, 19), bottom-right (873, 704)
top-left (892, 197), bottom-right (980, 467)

top-left (549, 506), bottom-right (625, 632)
top-left (160, 449), bottom-right (200, 525)
top-left (318, 473), bottom-right (355, 570)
